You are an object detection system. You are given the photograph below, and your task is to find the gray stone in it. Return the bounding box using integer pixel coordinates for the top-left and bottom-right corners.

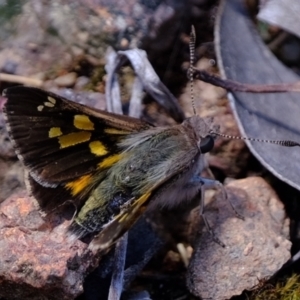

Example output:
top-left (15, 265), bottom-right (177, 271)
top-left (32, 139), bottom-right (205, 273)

top-left (187, 177), bottom-right (291, 300)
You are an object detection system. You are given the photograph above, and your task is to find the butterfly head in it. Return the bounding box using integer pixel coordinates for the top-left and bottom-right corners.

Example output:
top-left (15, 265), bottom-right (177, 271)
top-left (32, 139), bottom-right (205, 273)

top-left (182, 115), bottom-right (218, 154)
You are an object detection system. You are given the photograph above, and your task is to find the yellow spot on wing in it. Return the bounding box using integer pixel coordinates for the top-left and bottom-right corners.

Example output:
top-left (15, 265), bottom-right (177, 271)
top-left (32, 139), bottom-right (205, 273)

top-left (89, 141), bottom-right (108, 156)
top-left (44, 101), bottom-right (55, 107)
top-left (104, 128), bottom-right (131, 135)
top-left (65, 174), bottom-right (92, 196)
top-left (47, 96), bottom-right (56, 104)
top-left (37, 105), bottom-right (44, 111)
top-left (74, 115), bottom-right (94, 130)
top-left (58, 131), bottom-right (91, 148)
top-left (98, 154), bottom-right (122, 169)
top-left (49, 127), bottom-right (62, 138)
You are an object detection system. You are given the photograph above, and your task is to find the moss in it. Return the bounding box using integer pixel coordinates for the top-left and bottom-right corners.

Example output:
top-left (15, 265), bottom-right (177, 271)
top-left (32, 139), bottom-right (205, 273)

top-left (252, 274), bottom-right (300, 300)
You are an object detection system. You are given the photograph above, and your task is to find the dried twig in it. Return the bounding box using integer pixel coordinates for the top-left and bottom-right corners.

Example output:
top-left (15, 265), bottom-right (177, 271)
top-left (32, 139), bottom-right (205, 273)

top-left (193, 67), bottom-right (300, 93)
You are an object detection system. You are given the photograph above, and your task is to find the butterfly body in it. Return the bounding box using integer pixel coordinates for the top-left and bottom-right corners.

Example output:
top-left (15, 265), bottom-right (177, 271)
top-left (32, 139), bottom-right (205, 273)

top-left (3, 86), bottom-right (215, 253)
top-left (71, 117), bottom-right (209, 236)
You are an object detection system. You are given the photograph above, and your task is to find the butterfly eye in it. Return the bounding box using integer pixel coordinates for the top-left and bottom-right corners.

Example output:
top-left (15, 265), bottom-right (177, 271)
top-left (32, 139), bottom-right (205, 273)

top-left (200, 135), bottom-right (214, 153)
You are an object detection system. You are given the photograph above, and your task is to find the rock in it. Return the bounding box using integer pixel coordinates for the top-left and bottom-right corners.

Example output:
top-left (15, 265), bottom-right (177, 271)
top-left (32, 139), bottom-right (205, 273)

top-left (187, 177), bottom-right (291, 300)
top-left (0, 189), bottom-right (164, 300)
top-left (0, 191), bottom-right (96, 300)
top-left (54, 72), bottom-right (77, 87)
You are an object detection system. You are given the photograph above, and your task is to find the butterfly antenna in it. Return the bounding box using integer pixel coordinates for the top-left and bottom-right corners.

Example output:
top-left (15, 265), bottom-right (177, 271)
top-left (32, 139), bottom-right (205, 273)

top-left (189, 25), bottom-right (197, 116)
top-left (213, 132), bottom-right (300, 147)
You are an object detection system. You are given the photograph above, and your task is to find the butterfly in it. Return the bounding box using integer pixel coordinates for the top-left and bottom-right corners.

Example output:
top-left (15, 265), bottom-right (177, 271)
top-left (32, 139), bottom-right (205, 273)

top-left (3, 86), bottom-right (218, 254)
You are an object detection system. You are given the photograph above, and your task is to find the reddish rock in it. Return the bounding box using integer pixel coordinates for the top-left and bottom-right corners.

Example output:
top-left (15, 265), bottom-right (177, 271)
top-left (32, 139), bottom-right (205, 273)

top-left (0, 191), bottom-right (97, 300)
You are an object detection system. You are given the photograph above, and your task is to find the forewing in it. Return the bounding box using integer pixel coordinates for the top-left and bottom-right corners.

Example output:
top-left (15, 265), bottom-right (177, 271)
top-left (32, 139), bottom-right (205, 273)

top-left (3, 86), bottom-right (152, 209)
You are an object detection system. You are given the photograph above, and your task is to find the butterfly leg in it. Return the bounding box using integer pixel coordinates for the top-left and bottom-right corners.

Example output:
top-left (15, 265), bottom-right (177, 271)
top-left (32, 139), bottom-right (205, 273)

top-left (202, 156), bottom-right (216, 180)
top-left (192, 177), bottom-right (243, 246)
top-left (200, 177), bottom-right (244, 220)
top-left (197, 177), bottom-right (225, 247)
